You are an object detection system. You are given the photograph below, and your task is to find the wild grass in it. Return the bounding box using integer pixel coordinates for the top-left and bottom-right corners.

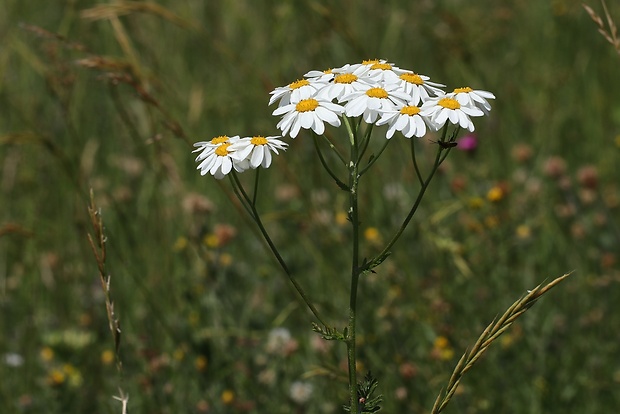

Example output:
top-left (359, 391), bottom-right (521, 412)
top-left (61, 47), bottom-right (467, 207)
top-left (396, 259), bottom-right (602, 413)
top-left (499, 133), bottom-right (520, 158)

top-left (1, 0), bottom-right (620, 413)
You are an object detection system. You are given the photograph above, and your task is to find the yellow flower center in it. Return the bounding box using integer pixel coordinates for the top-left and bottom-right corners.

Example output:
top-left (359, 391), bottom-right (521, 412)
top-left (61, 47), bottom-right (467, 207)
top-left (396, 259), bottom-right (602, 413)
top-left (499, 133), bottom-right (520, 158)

top-left (215, 143), bottom-right (231, 156)
top-left (400, 106), bottom-right (421, 115)
top-left (250, 136), bottom-right (268, 146)
top-left (362, 59), bottom-right (380, 65)
top-left (400, 73), bottom-right (423, 85)
top-left (453, 87), bottom-right (473, 93)
top-left (289, 79), bottom-right (310, 89)
top-left (210, 135), bottom-right (229, 144)
top-left (324, 68), bottom-right (332, 74)
top-left (334, 73), bottom-right (357, 84)
top-left (370, 63), bottom-right (391, 70)
top-left (366, 87), bottom-right (388, 99)
top-left (296, 98), bottom-right (319, 112)
top-left (438, 97), bottom-right (460, 110)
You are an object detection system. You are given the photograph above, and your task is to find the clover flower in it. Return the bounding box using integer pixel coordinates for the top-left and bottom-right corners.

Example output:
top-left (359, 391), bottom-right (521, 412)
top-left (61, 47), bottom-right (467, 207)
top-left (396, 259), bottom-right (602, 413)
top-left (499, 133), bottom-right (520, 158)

top-left (420, 93), bottom-right (484, 132)
top-left (273, 97), bottom-right (344, 138)
top-left (194, 135), bottom-right (246, 179)
top-left (376, 102), bottom-right (431, 139)
top-left (229, 135), bottom-right (288, 169)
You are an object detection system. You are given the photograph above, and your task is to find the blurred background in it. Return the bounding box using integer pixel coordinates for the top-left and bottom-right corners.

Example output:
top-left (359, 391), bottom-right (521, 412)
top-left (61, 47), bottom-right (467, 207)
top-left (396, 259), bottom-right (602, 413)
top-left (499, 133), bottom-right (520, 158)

top-left (1, 0), bottom-right (619, 412)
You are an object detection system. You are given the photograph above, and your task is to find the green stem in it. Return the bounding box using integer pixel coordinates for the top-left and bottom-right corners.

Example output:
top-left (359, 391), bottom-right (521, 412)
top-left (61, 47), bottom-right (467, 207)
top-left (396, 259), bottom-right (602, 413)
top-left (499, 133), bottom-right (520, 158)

top-left (230, 171), bottom-right (328, 327)
top-left (357, 122), bottom-right (374, 163)
top-left (359, 137), bottom-right (390, 177)
top-left (411, 138), bottom-right (424, 186)
top-left (320, 134), bottom-right (347, 166)
top-left (368, 125), bottom-right (451, 270)
top-left (347, 124), bottom-right (361, 413)
top-left (313, 134), bottom-right (348, 190)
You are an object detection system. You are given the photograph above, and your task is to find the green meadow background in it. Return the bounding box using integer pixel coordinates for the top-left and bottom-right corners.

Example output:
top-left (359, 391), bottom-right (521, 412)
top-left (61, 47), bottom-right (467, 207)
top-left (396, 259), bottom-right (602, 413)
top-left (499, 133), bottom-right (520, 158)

top-left (1, 0), bottom-right (619, 413)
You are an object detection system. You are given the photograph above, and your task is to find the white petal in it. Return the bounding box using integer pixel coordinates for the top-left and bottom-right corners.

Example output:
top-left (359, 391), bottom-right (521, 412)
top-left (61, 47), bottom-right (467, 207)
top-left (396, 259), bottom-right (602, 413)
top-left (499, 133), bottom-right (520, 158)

top-left (263, 148), bottom-right (273, 168)
top-left (394, 114), bottom-right (408, 131)
top-left (221, 157), bottom-right (233, 175)
top-left (316, 106), bottom-right (341, 125)
top-left (273, 103), bottom-right (296, 116)
top-left (312, 115), bottom-right (326, 135)
top-left (300, 112), bottom-right (315, 129)
top-left (290, 118), bottom-right (302, 138)
top-left (250, 146), bottom-right (264, 168)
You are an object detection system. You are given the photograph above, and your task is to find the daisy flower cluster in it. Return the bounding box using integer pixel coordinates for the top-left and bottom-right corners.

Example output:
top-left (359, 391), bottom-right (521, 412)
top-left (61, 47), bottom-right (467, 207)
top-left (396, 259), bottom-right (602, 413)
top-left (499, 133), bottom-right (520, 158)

top-left (269, 59), bottom-right (495, 139)
top-left (193, 59), bottom-right (495, 179)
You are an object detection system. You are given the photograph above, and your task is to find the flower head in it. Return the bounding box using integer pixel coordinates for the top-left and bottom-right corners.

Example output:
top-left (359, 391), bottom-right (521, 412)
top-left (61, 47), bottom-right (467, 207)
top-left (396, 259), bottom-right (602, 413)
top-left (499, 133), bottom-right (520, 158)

top-left (376, 102), bottom-right (430, 139)
top-left (392, 70), bottom-right (445, 104)
top-left (273, 97), bottom-right (344, 138)
top-left (315, 64), bottom-right (373, 102)
top-left (420, 93), bottom-right (484, 132)
top-left (342, 83), bottom-right (411, 124)
top-left (229, 135), bottom-right (288, 169)
top-left (269, 78), bottom-right (322, 107)
top-left (363, 59), bottom-right (401, 83)
top-left (194, 135), bottom-right (245, 179)
top-left (304, 68), bottom-right (335, 83)
top-left (452, 86), bottom-right (496, 114)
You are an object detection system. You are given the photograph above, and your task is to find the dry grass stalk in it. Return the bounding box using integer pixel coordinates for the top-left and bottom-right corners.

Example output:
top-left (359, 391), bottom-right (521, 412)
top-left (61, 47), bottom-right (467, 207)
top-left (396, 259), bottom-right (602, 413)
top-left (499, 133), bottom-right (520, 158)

top-left (19, 23), bottom-right (88, 52)
top-left (87, 189), bottom-right (128, 413)
top-left (431, 272), bottom-right (572, 414)
top-left (583, 1), bottom-right (620, 56)
top-left (80, 1), bottom-right (199, 30)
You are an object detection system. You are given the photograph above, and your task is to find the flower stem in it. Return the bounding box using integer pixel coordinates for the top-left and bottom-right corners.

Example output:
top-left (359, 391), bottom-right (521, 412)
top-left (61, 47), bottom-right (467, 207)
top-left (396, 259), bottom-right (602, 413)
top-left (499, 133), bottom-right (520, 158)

top-left (230, 171), bottom-right (329, 327)
top-left (368, 125), bottom-right (450, 270)
top-left (346, 125), bottom-right (361, 413)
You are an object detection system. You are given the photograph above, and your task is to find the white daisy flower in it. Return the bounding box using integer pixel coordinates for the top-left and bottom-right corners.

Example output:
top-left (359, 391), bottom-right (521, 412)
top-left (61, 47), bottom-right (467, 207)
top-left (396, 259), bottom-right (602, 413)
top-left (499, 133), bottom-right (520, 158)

top-left (194, 135), bottom-right (245, 179)
top-left (376, 103), bottom-right (430, 139)
top-left (272, 97), bottom-right (344, 138)
top-left (341, 83), bottom-right (411, 124)
top-left (316, 65), bottom-right (373, 102)
top-left (364, 59), bottom-right (401, 84)
top-left (392, 70), bottom-right (445, 105)
top-left (304, 68), bottom-right (335, 83)
top-left (420, 93), bottom-right (484, 132)
top-left (269, 78), bottom-right (321, 107)
top-left (451, 86), bottom-right (496, 114)
top-left (229, 135), bottom-right (288, 169)
top-left (193, 135), bottom-right (237, 163)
